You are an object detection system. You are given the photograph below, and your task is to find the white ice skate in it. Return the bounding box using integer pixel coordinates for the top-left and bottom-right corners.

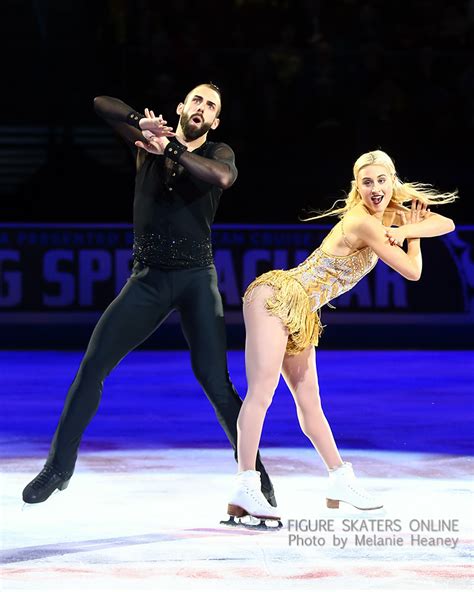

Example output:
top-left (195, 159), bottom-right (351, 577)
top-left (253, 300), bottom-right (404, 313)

top-left (221, 470), bottom-right (282, 530)
top-left (326, 461), bottom-right (383, 510)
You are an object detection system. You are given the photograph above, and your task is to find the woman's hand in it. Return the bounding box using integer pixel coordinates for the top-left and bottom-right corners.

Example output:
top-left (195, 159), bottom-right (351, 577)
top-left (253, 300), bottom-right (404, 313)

top-left (385, 200), bottom-right (430, 247)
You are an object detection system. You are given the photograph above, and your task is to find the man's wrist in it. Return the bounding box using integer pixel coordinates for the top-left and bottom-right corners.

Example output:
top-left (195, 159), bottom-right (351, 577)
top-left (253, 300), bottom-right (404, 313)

top-left (127, 110), bottom-right (144, 129)
top-left (164, 140), bottom-right (188, 163)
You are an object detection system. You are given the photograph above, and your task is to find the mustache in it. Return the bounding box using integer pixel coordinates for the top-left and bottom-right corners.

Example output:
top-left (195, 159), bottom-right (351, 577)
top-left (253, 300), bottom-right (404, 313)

top-left (181, 116), bottom-right (211, 140)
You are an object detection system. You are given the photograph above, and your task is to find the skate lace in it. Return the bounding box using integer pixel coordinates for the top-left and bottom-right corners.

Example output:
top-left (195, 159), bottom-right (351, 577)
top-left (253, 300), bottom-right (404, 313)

top-left (245, 486), bottom-right (271, 510)
top-left (347, 483), bottom-right (372, 499)
top-left (330, 473), bottom-right (375, 501)
top-left (32, 465), bottom-right (56, 489)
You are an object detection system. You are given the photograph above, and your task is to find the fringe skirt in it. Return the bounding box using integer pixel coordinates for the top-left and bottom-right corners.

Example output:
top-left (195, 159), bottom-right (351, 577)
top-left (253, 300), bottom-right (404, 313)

top-left (243, 270), bottom-right (323, 356)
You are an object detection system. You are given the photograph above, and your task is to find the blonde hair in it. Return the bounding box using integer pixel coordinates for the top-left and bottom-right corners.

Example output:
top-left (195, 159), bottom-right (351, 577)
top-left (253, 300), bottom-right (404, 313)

top-left (305, 149), bottom-right (458, 220)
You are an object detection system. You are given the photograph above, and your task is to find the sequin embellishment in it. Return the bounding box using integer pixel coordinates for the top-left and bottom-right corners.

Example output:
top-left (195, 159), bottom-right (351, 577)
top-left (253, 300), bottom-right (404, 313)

top-left (244, 244), bottom-right (378, 355)
top-left (133, 232), bottom-right (213, 268)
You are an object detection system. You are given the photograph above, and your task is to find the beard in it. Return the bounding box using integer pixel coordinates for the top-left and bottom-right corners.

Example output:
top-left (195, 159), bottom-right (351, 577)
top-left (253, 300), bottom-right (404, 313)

top-left (180, 112), bottom-right (213, 141)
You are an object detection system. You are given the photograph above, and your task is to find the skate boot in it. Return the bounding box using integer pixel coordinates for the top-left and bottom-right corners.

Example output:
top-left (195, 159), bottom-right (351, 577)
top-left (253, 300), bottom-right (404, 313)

top-left (221, 470), bottom-right (282, 530)
top-left (326, 461), bottom-right (383, 510)
top-left (22, 464), bottom-right (72, 504)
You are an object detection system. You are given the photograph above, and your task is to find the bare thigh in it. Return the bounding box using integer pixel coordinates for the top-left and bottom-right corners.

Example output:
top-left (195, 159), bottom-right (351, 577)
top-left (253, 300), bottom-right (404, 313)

top-left (243, 285), bottom-right (289, 394)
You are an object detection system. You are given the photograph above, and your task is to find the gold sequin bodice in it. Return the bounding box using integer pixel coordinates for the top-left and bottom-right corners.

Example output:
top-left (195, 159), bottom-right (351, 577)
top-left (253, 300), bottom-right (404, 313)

top-left (243, 221), bottom-right (380, 355)
top-left (287, 241), bottom-right (378, 312)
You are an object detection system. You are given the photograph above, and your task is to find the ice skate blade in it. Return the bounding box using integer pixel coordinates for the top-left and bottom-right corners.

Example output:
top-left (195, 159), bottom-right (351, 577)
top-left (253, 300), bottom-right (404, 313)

top-left (227, 503), bottom-right (248, 518)
top-left (227, 503), bottom-right (281, 521)
top-left (220, 515), bottom-right (283, 531)
top-left (326, 498), bottom-right (383, 510)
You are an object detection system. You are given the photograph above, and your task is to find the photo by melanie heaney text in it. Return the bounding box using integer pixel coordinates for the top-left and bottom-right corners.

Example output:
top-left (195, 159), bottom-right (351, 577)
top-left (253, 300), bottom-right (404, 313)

top-left (287, 518), bottom-right (461, 549)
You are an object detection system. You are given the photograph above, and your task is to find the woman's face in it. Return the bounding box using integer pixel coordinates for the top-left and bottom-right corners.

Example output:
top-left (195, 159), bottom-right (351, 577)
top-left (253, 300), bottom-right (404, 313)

top-left (357, 164), bottom-right (394, 215)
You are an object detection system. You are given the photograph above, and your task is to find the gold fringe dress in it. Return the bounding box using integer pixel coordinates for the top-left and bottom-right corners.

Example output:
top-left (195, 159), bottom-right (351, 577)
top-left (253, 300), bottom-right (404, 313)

top-left (243, 225), bottom-right (378, 355)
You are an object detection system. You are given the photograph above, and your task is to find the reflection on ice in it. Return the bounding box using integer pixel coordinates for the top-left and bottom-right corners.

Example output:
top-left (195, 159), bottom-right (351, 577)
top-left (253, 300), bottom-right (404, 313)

top-left (1, 448), bottom-right (473, 591)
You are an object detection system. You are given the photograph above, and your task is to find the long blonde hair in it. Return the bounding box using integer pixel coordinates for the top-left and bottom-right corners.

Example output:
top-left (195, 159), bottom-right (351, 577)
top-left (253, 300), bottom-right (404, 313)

top-left (305, 150), bottom-right (458, 220)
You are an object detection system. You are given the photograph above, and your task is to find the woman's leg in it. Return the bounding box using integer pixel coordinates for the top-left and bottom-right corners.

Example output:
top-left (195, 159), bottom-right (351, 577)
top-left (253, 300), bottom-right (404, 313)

top-left (283, 347), bottom-right (383, 510)
top-left (282, 346), bottom-right (343, 469)
top-left (237, 286), bottom-right (289, 471)
top-left (177, 267), bottom-right (275, 503)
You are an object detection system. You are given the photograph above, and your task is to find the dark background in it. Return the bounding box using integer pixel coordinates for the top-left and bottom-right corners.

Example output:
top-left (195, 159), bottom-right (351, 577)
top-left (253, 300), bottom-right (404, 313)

top-left (2, 0), bottom-right (473, 224)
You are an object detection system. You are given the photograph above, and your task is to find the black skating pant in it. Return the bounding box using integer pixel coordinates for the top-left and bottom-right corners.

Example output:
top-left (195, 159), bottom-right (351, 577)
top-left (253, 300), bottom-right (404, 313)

top-left (46, 263), bottom-right (273, 494)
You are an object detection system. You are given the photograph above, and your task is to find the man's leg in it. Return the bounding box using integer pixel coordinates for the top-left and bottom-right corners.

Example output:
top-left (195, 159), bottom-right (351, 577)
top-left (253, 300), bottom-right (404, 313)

top-left (176, 266), bottom-right (276, 505)
top-left (23, 267), bottom-right (172, 503)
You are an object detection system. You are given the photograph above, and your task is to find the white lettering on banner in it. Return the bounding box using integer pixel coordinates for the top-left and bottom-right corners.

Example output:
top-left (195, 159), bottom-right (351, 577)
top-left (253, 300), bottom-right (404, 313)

top-left (78, 250), bottom-right (111, 305)
top-left (43, 250), bottom-right (75, 306)
top-left (214, 250), bottom-right (240, 305)
top-left (0, 250), bottom-right (22, 306)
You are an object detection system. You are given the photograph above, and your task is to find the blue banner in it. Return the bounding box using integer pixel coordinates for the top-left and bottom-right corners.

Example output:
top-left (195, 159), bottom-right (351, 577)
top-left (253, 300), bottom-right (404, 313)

top-left (0, 224), bottom-right (473, 328)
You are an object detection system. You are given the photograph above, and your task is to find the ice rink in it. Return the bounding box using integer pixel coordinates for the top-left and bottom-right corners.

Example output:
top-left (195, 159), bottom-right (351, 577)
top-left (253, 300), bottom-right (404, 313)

top-left (1, 350), bottom-right (473, 591)
top-left (2, 448), bottom-right (473, 591)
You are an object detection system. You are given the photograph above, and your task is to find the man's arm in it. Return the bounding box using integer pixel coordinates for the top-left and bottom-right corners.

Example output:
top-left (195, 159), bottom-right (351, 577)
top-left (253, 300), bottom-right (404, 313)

top-left (136, 134), bottom-right (238, 189)
top-left (177, 143), bottom-right (238, 189)
top-left (93, 96), bottom-right (145, 147)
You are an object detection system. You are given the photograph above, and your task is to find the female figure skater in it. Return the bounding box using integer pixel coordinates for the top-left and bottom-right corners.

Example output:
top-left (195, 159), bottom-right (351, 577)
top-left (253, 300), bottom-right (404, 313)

top-left (225, 149), bottom-right (456, 524)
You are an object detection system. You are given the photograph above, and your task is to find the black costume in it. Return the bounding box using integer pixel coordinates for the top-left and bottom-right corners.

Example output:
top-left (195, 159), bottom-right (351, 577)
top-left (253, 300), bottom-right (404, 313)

top-left (23, 96), bottom-right (275, 505)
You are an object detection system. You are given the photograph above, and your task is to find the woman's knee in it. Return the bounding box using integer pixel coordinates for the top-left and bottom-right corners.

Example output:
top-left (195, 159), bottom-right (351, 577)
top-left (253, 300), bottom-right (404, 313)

top-left (246, 384), bottom-right (276, 411)
top-left (297, 394), bottom-right (324, 420)
top-left (293, 384), bottom-right (321, 407)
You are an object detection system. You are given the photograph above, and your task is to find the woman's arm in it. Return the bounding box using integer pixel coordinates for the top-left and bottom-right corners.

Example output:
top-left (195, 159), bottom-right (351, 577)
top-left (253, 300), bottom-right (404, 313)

top-left (355, 217), bottom-right (423, 281)
top-left (385, 200), bottom-right (455, 246)
top-left (401, 212), bottom-right (455, 238)
top-left (353, 202), bottom-right (428, 280)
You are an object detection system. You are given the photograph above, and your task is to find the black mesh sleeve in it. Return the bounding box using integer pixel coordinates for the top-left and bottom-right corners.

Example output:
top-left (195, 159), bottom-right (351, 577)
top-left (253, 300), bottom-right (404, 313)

top-left (211, 143), bottom-right (238, 183)
top-left (93, 96), bottom-right (145, 149)
top-left (177, 142), bottom-right (238, 189)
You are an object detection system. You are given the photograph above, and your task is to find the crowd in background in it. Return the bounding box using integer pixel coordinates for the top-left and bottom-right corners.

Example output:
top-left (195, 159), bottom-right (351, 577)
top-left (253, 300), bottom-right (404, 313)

top-left (3, 0), bottom-right (473, 222)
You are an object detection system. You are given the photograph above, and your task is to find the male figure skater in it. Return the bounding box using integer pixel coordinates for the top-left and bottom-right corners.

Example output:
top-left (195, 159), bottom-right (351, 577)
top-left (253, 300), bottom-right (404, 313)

top-left (23, 83), bottom-right (276, 506)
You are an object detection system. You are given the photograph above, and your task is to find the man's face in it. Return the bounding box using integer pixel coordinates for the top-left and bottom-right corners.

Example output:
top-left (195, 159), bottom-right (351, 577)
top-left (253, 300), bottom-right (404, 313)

top-left (177, 85), bottom-right (221, 141)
